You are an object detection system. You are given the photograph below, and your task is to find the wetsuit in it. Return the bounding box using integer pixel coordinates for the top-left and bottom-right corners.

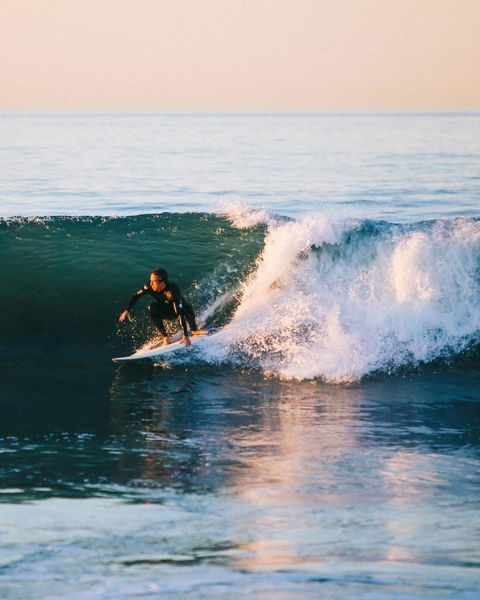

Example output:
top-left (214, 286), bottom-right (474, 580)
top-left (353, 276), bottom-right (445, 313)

top-left (126, 281), bottom-right (197, 337)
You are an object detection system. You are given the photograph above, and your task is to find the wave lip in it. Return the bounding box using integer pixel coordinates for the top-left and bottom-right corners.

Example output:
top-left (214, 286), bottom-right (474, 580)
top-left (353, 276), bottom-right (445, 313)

top-left (204, 215), bottom-right (480, 382)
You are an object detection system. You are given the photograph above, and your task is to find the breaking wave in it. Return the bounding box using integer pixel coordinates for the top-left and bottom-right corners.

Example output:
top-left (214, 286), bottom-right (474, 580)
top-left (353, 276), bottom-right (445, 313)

top-left (1, 209), bottom-right (479, 382)
top-left (206, 211), bottom-right (480, 382)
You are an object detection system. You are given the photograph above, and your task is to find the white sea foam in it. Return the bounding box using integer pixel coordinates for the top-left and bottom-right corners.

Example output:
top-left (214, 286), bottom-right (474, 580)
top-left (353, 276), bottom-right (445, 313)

top-left (204, 216), bottom-right (480, 383)
top-left (217, 200), bottom-right (274, 229)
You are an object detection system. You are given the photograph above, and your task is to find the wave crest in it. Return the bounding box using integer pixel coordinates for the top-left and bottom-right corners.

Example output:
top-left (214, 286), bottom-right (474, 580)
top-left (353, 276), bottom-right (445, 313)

top-left (205, 216), bottom-right (480, 382)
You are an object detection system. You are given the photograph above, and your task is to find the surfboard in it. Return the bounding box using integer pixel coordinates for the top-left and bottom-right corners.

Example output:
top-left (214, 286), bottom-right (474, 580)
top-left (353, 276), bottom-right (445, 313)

top-left (112, 328), bottom-right (219, 363)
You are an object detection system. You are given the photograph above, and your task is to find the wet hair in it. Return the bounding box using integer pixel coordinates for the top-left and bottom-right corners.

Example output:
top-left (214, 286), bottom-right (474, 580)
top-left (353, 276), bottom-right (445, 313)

top-left (150, 268), bottom-right (168, 282)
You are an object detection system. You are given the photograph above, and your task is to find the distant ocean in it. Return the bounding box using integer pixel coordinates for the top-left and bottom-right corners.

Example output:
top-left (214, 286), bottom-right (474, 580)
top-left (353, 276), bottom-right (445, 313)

top-left (1, 112), bottom-right (479, 599)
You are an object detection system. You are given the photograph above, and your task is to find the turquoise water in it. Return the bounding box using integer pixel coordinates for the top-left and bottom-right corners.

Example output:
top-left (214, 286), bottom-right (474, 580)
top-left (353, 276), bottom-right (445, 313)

top-left (0, 113), bottom-right (479, 599)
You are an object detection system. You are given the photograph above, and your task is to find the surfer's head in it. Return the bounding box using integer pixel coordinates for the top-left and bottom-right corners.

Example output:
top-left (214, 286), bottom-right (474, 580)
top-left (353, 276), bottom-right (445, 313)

top-left (150, 268), bottom-right (168, 291)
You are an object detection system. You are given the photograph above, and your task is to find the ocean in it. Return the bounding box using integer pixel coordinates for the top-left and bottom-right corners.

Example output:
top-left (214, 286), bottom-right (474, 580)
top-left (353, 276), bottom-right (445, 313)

top-left (1, 112), bottom-right (479, 599)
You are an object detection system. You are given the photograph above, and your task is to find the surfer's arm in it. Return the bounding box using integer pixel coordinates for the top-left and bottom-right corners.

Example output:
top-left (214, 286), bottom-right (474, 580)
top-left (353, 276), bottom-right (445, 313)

top-left (119, 284), bottom-right (149, 322)
top-left (126, 284), bottom-right (149, 311)
top-left (119, 310), bottom-right (132, 322)
top-left (173, 307), bottom-right (191, 345)
top-left (170, 283), bottom-right (190, 341)
top-left (174, 305), bottom-right (189, 339)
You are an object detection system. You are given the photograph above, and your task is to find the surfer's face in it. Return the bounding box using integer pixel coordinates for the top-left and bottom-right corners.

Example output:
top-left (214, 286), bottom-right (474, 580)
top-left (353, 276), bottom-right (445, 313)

top-left (150, 276), bottom-right (166, 292)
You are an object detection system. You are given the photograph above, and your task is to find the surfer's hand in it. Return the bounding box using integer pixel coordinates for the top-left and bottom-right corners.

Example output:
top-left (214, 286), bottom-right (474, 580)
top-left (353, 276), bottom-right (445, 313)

top-left (119, 310), bottom-right (132, 323)
top-left (182, 336), bottom-right (191, 347)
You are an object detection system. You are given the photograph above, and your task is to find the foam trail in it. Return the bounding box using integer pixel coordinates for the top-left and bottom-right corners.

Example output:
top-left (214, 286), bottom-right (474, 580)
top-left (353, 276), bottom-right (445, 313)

top-left (205, 216), bottom-right (480, 382)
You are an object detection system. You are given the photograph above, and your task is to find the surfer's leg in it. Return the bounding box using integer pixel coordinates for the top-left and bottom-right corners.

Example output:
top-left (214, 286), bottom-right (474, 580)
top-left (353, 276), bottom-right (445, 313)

top-left (183, 302), bottom-right (198, 332)
top-left (148, 303), bottom-right (167, 336)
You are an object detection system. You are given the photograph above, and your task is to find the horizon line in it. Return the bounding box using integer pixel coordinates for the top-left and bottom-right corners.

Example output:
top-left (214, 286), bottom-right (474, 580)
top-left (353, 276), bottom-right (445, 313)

top-left (1, 108), bottom-right (480, 116)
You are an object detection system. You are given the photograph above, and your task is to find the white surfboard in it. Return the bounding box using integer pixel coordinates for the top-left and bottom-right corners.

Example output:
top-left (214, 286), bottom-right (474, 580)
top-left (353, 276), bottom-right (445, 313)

top-left (112, 328), bottom-right (219, 363)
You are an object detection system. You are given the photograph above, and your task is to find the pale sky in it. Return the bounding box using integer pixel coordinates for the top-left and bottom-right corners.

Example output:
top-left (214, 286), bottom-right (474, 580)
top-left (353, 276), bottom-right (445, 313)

top-left (1, 0), bottom-right (479, 110)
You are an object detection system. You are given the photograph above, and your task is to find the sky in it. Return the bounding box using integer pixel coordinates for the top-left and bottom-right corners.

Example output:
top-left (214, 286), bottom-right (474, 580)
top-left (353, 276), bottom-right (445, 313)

top-left (1, 0), bottom-right (479, 110)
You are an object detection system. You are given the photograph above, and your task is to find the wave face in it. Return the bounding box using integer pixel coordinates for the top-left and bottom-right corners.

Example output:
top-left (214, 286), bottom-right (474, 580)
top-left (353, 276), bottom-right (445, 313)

top-left (0, 213), bottom-right (264, 357)
top-left (2, 211), bottom-right (479, 381)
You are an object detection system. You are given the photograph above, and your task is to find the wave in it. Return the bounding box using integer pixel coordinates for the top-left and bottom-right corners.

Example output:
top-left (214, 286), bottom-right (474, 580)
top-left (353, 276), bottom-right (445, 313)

top-left (1, 210), bottom-right (479, 381)
top-left (207, 211), bottom-right (480, 382)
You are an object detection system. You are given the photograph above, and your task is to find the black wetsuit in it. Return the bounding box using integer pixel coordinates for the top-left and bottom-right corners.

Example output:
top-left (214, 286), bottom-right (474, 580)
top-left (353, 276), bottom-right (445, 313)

top-left (126, 281), bottom-right (197, 337)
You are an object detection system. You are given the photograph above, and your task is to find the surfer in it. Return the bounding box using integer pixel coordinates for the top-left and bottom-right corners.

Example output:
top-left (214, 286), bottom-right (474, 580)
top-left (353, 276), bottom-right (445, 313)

top-left (119, 269), bottom-right (198, 346)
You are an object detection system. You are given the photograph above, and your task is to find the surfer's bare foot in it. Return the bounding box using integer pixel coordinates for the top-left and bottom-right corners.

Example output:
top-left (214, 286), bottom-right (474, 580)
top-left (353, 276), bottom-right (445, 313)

top-left (162, 337), bottom-right (170, 346)
top-left (181, 336), bottom-right (191, 347)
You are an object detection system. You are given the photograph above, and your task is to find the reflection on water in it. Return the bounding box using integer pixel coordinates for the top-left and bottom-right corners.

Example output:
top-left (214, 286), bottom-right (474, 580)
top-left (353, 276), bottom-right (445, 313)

top-left (0, 360), bottom-right (479, 598)
top-left (107, 369), bottom-right (366, 496)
